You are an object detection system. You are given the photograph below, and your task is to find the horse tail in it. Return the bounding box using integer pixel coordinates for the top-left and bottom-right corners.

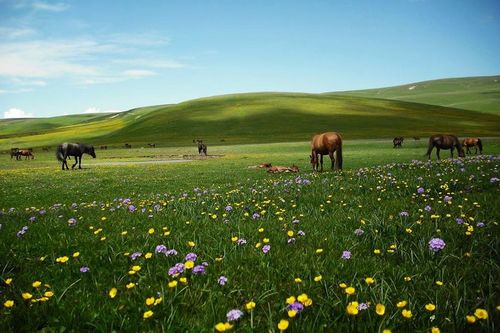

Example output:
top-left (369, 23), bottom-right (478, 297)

top-left (56, 145), bottom-right (64, 161)
top-left (425, 138), bottom-right (434, 157)
top-left (477, 138), bottom-right (483, 153)
top-left (335, 144), bottom-right (343, 170)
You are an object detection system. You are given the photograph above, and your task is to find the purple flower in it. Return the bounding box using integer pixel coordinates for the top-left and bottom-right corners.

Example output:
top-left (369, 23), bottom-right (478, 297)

top-left (354, 228), bottom-right (364, 236)
top-left (428, 238), bottom-right (446, 252)
top-left (341, 250), bottom-right (352, 260)
top-left (185, 252), bottom-right (197, 261)
top-left (192, 265), bottom-right (206, 275)
top-left (252, 213), bottom-right (261, 220)
top-left (226, 309), bottom-right (244, 322)
top-left (128, 205), bottom-right (136, 212)
top-left (297, 230), bottom-right (305, 236)
top-left (357, 303), bottom-right (369, 311)
top-left (456, 217), bottom-right (464, 225)
top-left (287, 302), bottom-right (304, 313)
top-left (237, 238), bottom-right (247, 246)
top-left (80, 266), bottom-right (90, 273)
top-left (262, 245), bottom-right (271, 254)
top-left (490, 177), bottom-right (499, 184)
top-left (399, 211), bottom-right (409, 217)
top-left (71, 203), bottom-right (78, 209)
top-left (130, 252), bottom-right (142, 260)
top-left (67, 217), bottom-right (77, 226)
top-left (417, 187), bottom-right (425, 194)
top-left (476, 222), bottom-right (485, 228)
top-left (225, 205), bottom-right (233, 212)
top-left (16, 226), bottom-right (28, 237)
top-left (155, 244), bottom-right (167, 254)
top-left (218, 276), bottom-right (228, 285)
top-left (292, 219), bottom-right (300, 224)
top-left (168, 263), bottom-right (185, 276)
top-left (165, 249), bottom-right (178, 256)
top-left (424, 205), bottom-right (432, 212)
top-left (443, 195), bottom-right (452, 203)
top-left (39, 209), bottom-right (46, 216)
top-left (29, 216), bottom-right (36, 222)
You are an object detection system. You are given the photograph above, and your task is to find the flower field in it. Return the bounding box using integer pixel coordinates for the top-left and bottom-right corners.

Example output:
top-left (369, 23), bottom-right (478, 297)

top-left (1, 154), bottom-right (499, 332)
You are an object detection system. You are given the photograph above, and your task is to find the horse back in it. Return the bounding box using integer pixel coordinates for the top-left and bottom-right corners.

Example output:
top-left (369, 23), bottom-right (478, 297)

top-left (312, 132), bottom-right (342, 153)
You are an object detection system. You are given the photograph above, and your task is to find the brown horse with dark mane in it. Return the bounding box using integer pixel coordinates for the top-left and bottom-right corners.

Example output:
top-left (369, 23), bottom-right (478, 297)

top-left (462, 137), bottom-right (482, 155)
top-left (310, 132), bottom-right (343, 171)
top-left (426, 134), bottom-right (465, 160)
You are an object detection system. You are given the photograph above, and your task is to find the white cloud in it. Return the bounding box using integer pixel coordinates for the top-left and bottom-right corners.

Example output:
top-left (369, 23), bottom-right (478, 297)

top-left (123, 69), bottom-right (157, 78)
top-left (113, 58), bottom-right (185, 69)
top-left (0, 27), bottom-right (36, 39)
top-left (32, 1), bottom-right (69, 12)
top-left (84, 107), bottom-right (122, 114)
top-left (4, 108), bottom-right (34, 118)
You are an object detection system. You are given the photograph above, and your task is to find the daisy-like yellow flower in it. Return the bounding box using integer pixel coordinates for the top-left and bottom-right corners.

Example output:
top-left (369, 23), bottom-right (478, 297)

top-left (258, 228), bottom-right (264, 233)
top-left (294, 277), bottom-right (302, 283)
top-left (215, 322), bottom-right (233, 332)
top-left (179, 277), bottom-right (188, 284)
top-left (154, 297), bottom-right (162, 306)
top-left (22, 292), bottom-right (33, 300)
top-left (397, 300), bottom-right (408, 308)
top-left (44, 291), bottom-right (54, 298)
top-left (263, 238), bottom-right (270, 244)
top-left (346, 301), bottom-right (359, 315)
top-left (121, 231), bottom-right (128, 236)
top-left (287, 230), bottom-right (294, 237)
top-left (286, 296), bottom-right (296, 305)
top-left (231, 236), bottom-right (238, 242)
top-left (245, 301), bottom-right (256, 311)
top-left (4, 300), bottom-right (14, 308)
top-left (32, 281), bottom-right (42, 288)
top-left (277, 319), bottom-right (289, 331)
top-left (5, 278), bottom-right (13, 285)
top-left (474, 308), bottom-right (488, 320)
top-left (339, 283), bottom-right (347, 289)
top-left (297, 293), bottom-right (309, 304)
top-left (185, 261), bottom-right (195, 269)
top-left (425, 303), bottom-right (436, 311)
top-left (131, 265), bottom-right (141, 272)
top-left (402, 309), bottom-right (412, 319)
top-left (168, 280), bottom-right (178, 288)
top-left (126, 282), bottom-right (135, 289)
top-left (187, 241), bottom-right (195, 247)
top-left (146, 297), bottom-right (155, 306)
top-left (345, 287), bottom-right (355, 295)
top-left (148, 228), bottom-right (155, 235)
top-left (376, 303), bottom-right (385, 315)
top-left (108, 287), bottom-right (118, 298)
top-left (255, 242), bottom-right (262, 248)
top-left (56, 256), bottom-right (69, 263)
top-left (145, 252), bottom-right (153, 259)
top-left (431, 327), bottom-right (440, 333)
top-left (365, 277), bottom-right (375, 285)
top-left (72, 252), bottom-right (80, 258)
top-left (373, 249), bottom-right (381, 255)
top-left (287, 309), bottom-right (297, 318)
top-left (314, 275), bottom-right (322, 282)
top-left (466, 315), bottom-right (476, 324)
top-left (143, 310), bottom-right (154, 319)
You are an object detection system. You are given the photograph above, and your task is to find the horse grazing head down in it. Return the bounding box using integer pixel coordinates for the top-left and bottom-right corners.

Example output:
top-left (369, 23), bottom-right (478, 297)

top-left (426, 134), bottom-right (465, 160)
top-left (310, 132), bottom-right (343, 171)
top-left (88, 146), bottom-right (96, 158)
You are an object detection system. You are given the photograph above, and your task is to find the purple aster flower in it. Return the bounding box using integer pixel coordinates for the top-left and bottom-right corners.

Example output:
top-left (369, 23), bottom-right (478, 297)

top-left (341, 250), bottom-right (352, 260)
top-left (71, 203), bottom-right (78, 209)
top-left (168, 263), bottom-right (185, 276)
top-left (287, 301), bottom-right (304, 313)
top-left (443, 195), bottom-right (452, 203)
top-left (80, 266), bottom-right (90, 273)
top-left (357, 303), bottom-right (369, 311)
top-left (292, 219), bottom-right (300, 224)
top-left (262, 244), bottom-right (271, 254)
top-left (399, 211), bottom-right (409, 217)
top-left (29, 216), bottom-right (36, 222)
top-left (130, 252), bottom-right (142, 260)
top-left (185, 252), bottom-right (197, 261)
top-left (428, 238), bottom-right (446, 252)
top-left (218, 276), bottom-right (228, 285)
top-left (490, 177), bottom-right (499, 184)
top-left (225, 205), bottom-right (233, 212)
top-left (39, 209), bottom-right (46, 216)
top-left (237, 238), bottom-right (247, 246)
top-left (67, 217), bottom-right (77, 226)
top-left (128, 205), bottom-right (136, 212)
top-left (192, 265), bottom-right (206, 275)
top-left (476, 222), bottom-right (485, 228)
top-left (354, 228), bottom-right (364, 236)
top-left (226, 309), bottom-right (244, 322)
top-left (155, 244), bottom-right (167, 254)
top-left (252, 212), bottom-right (261, 220)
top-left (297, 230), bottom-right (305, 236)
top-left (424, 205), bottom-right (432, 212)
top-left (417, 187), bottom-right (425, 194)
top-left (456, 217), bottom-right (464, 225)
top-left (165, 249), bottom-right (178, 256)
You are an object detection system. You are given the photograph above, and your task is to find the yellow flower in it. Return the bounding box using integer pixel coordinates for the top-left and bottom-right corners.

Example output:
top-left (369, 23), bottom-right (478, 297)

top-left (44, 291), bottom-right (54, 297)
top-left (179, 277), bottom-right (188, 284)
top-left (4, 300), bottom-right (14, 308)
top-left (297, 293), bottom-right (309, 304)
top-left (402, 309), bottom-right (412, 319)
top-left (126, 282), bottom-right (135, 289)
top-left (277, 319), bottom-right (289, 331)
top-left (101, 217), bottom-right (107, 221)
top-left (143, 310), bottom-right (154, 319)
top-left (373, 249), bottom-right (381, 254)
top-left (146, 297), bottom-right (155, 306)
top-left (347, 301), bottom-right (359, 315)
top-left (56, 256), bottom-right (69, 263)
top-left (466, 315), bottom-right (476, 324)
top-left (345, 287), bottom-right (355, 295)
top-left (5, 278), bottom-right (13, 285)
top-left (294, 277), bottom-right (302, 283)
top-left (263, 238), bottom-right (270, 243)
top-left (108, 287), bottom-right (118, 298)
top-left (314, 275), bottom-right (322, 282)
top-left (168, 280), bottom-right (178, 288)
top-left (431, 327), bottom-right (440, 333)
top-left (382, 330), bottom-right (392, 333)
top-left (22, 292), bottom-right (33, 300)
top-left (145, 252), bottom-right (153, 259)
top-left (154, 297), bottom-right (162, 306)
top-left (365, 277), bottom-right (375, 285)
top-left (287, 230), bottom-right (294, 237)
top-left (188, 241), bottom-right (195, 247)
top-left (214, 322), bottom-right (233, 332)
top-left (32, 281), bottom-right (42, 288)
top-left (148, 228), bottom-right (155, 234)
top-left (339, 283), bottom-right (347, 289)
top-left (131, 265), bottom-right (141, 272)
top-left (376, 303), bottom-right (385, 315)
top-left (245, 301), bottom-right (256, 311)
top-left (231, 236), bottom-right (238, 242)
top-left (435, 280), bottom-right (443, 286)
top-left (185, 261), bottom-right (195, 269)
top-left (474, 308), bottom-right (488, 320)
top-left (404, 276), bottom-right (412, 282)
top-left (121, 231), bottom-right (128, 236)
top-left (315, 248), bottom-right (323, 254)
top-left (286, 296), bottom-right (296, 305)
top-left (425, 303), bottom-right (436, 311)
top-left (287, 309), bottom-right (297, 318)
top-left (72, 252), bottom-right (80, 258)
top-left (397, 300), bottom-right (408, 308)
top-left (258, 228), bottom-right (264, 233)
top-left (255, 242), bottom-right (262, 248)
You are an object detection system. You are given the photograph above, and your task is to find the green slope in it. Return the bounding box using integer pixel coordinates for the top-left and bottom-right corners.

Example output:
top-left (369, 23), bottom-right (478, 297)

top-left (1, 92), bottom-right (499, 151)
top-left (333, 75), bottom-right (500, 114)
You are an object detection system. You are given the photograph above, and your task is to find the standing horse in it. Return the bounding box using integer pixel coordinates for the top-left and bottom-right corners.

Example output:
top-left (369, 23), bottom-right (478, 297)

top-left (426, 134), bottom-right (465, 160)
top-left (194, 140), bottom-right (207, 156)
top-left (17, 149), bottom-right (34, 160)
top-left (310, 132), bottom-right (343, 171)
top-left (462, 137), bottom-right (482, 155)
top-left (56, 143), bottom-right (96, 170)
top-left (393, 136), bottom-right (404, 148)
top-left (10, 148), bottom-right (19, 159)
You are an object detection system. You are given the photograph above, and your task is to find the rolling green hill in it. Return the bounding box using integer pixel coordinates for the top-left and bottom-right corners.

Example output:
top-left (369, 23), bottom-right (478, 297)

top-left (333, 75), bottom-right (500, 114)
top-left (1, 77), bottom-right (499, 151)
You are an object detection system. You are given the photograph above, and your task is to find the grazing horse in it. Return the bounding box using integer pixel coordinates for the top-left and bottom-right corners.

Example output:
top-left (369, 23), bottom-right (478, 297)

top-left (393, 136), bottom-right (404, 148)
top-left (426, 134), bottom-right (465, 160)
top-left (310, 132), bottom-right (343, 171)
top-left (147, 143), bottom-right (156, 148)
top-left (56, 143), bottom-right (96, 170)
top-left (462, 137), bottom-right (483, 155)
top-left (195, 140), bottom-right (207, 156)
top-left (17, 149), bottom-right (34, 160)
top-left (124, 143), bottom-right (132, 149)
top-left (10, 148), bottom-right (19, 159)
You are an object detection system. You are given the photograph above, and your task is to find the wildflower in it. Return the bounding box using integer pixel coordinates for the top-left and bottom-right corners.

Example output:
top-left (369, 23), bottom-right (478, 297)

top-left (226, 309), bottom-right (244, 321)
top-left (382, 330), bottom-right (392, 333)
top-left (315, 248), bottom-right (323, 254)
top-left (339, 283), bottom-right (347, 289)
top-left (365, 277), bottom-right (375, 285)
top-left (262, 245), bottom-right (271, 254)
top-left (354, 228), bottom-right (364, 236)
top-left (245, 301), bottom-right (256, 311)
top-left (143, 310), bottom-right (153, 319)
top-left (347, 301), bottom-right (359, 315)
top-left (56, 256), bottom-right (69, 263)
top-left (185, 253), bottom-right (197, 261)
top-left (185, 261), bottom-right (195, 269)
top-left (399, 211), bottom-right (409, 217)
top-left (402, 309), bottom-right (412, 319)
top-left (474, 308), bottom-right (488, 320)
top-left (4, 300), bottom-right (14, 308)
top-left (263, 238), bottom-right (270, 243)
top-left (237, 238), bottom-right (247, 246)
top-left (146, 297), bottom-right (155, 306)
top-left (424, 205), bottom-right (432, 212)
top-left (397, 300), bottom-right (408, 308)
top-left (168, 263), bottom-right (185, 276)
top-left (277, 319), bottom-right (289, 331)
top-left (73, 252), bottom-right (80, 258)
top-left (466, 315), bottom-right (476, 323)
top-left (187, 241), bottom-right (195, 247)
top-left (425, 303), bottom-right (436, 311)
top-left (376, 303), bottom-right (385, 315)
top-left (44, 291), bottom-right (54, 297)
top-left (5, 278), bottom-right (12, 285)
top-left (435, 280), bottom-right (443, 286)
top-left (297, 293), bottom-right (310, 304)
top-left (32, 281), bottom-right (42, 288)
top-left (154, 297), bottom-right (162, 305)
top-left (373, 249), bottom-right (381, 255)
top-left (179, 277), bottom-right (188, 284)
top-left (357, 303), bottom-right (369, 311)
top-left (431, 327), bottom-right (440, 333)
top-left (215, 322), bottom-right (233, 332)
top-left (287, 230), bottom-right (294, 237)
top-left (345, 287), bottom-right (355, 295)
top-left (22, 292), bottom-right (33, 300)
top-left (165, 249), bottom-right (178, 256)
top-left (155, 244), bottom-right (167, 254)
top-left (314, 275), bottom-right (322, 282)
top-left (287, 309), bottom-right (297, 317)
top-left (67, 218), bottom-right (77, 226)
top-left (109, 288), bottom-right (117, 298)
top-left (286, 296), bottom-right (296, 304)
top-left (168, 280), bottom-right (178, 288)
top-left (404, 276), bottom-right (412, 282)
top-left (80, 266), bottom-right (90, 273)
top-left (294, 277), bottom-right (302, 283)
top-left (287, 301), bottom-right (304, 313)
top-left (126, 282), bottom-right (135, 289)
top-left (132, 265), bottom-right (141, 272)
top-left (130, 252), bottom-right (142, 260)
top-left (417, 187), bottom-right (425, 194)
top-left (148, 228), bottom-right (155, 234)
top-left (145, 252), bottom-right (153, 259)
top-left (192, 265), bottom-right (206, 275)
top-left (341, 250), bottom-right (352, 260)
top-left (428, 238), bottom-right (446, 252)
top-left (218, 276), bottom-right (228, 285)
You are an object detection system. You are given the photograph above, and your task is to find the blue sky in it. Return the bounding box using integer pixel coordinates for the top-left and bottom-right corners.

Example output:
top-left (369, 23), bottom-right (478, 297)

top-left (1, 0), bottom-right (499, 118)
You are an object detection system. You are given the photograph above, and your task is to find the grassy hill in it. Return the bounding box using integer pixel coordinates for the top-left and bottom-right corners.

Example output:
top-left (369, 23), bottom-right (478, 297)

top-left (1, 77), bottom-right (500, 151)
top-left (333, 75), bottom-right (500, 114)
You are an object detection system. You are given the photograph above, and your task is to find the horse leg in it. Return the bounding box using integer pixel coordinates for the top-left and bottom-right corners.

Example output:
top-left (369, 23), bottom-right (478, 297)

top-left (78, 156), bottom-right (82, 169)
top-left (319, 154), bottom-right (324, 172)
top-left (329, 151), bottom-right (335, 170)
top-left (436, 148), bottom-right (440, 160)
top-left (72, 156), bottom-right (78, 169)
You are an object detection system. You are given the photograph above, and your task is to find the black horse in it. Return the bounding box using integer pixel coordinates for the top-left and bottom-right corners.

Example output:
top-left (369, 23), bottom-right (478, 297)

top-left (56, 143), bottom-right (96, 170)
top-left (426, 134), bottom-right (465, 160)
top-left (195, 139), bottom-right (207, 156)
top-left (393, 136), bottom-right (404, 148)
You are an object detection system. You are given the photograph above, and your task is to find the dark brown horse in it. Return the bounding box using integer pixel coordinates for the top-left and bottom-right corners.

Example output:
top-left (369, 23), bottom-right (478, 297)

top-left (426, 134), bottom-right (465, 160)
top-left (462, 137), bottom-right (483, 155)
top-left (194, 139), bottom-right (207, 156)
top-left (310, 132), bottom-right (343, 171)
top-left (56, 143), bottom-right (96, 170)
top-left (17, 149), bottom-right (34, 160)
top-left (393, 136), bottom-right (404, 148)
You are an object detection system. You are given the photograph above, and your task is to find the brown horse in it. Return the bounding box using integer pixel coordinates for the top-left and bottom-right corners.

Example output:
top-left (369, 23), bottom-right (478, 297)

top-left (393, 136), bottom-right (404, 148)
top-left (266, 165), bottom-right (299, 173)
top-left (426, 134), bottom-right (465, 160)
top-left (310, 132), bottom-right (343, 171)
top-left (462, 137), bottom-right (482, 155)
top-left (17, 149), bottom-right (34, 160)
